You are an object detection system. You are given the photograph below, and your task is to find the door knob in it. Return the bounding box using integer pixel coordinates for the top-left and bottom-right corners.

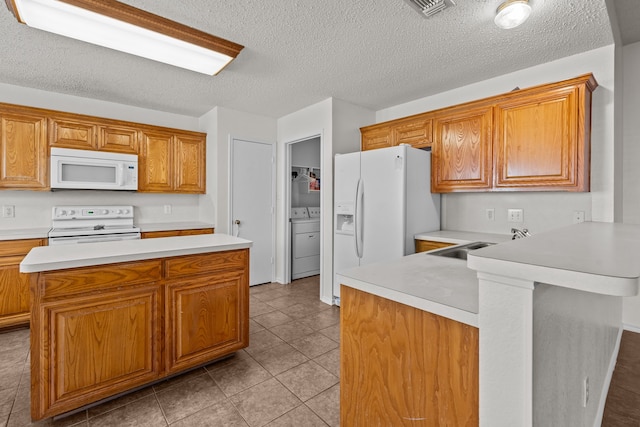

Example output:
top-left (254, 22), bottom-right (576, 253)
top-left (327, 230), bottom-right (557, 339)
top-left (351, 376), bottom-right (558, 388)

top-left (234, 220), bottom-right (241, 225)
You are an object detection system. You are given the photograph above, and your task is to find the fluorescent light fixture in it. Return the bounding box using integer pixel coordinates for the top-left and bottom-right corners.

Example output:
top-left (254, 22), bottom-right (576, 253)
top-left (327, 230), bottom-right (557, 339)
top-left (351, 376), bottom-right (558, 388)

top-left (494, 0), bottom-right (531, 29)
top-left (5, 0), bottom-right (244, 75)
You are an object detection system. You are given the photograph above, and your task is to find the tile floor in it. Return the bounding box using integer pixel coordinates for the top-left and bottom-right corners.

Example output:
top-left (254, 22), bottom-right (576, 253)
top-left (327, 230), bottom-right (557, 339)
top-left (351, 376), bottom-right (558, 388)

top-left (602, 330), bottom-right (640, 426)
top-left (0, 275), bottom-right (340, 427)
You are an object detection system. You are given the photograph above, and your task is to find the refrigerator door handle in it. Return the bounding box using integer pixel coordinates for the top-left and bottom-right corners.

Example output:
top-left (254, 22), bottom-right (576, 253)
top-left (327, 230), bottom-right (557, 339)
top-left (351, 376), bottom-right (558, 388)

top-left (355, 178), bottom-right (364, 258)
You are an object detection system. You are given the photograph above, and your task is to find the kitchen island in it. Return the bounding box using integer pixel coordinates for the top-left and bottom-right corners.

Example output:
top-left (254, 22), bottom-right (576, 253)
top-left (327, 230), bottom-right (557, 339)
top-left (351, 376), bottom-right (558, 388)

top-left (338, 223), bottom-right (640, 427)
top-left (20, 234), bottom-right (251, 421)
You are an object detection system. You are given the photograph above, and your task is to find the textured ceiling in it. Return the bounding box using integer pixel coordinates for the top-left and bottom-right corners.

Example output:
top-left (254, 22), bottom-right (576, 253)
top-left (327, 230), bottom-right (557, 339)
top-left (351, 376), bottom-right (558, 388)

top-left (0, 0), bottom-right (627, 119)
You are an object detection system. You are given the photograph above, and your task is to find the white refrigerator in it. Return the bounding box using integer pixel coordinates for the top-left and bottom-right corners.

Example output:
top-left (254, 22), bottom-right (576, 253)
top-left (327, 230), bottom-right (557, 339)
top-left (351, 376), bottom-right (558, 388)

top-left (333, 145), bottom-right (440, 302)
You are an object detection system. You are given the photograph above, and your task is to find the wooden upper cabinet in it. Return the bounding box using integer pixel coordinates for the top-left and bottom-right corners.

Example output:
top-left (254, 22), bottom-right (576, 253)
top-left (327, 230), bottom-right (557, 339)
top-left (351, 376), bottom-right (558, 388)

top-left (361, 124), bottom-right (392, 151)
top-left (98, 125), bottom-right (138, 154)
top-left (174, 134), bottom-right (205, 193)
top-left (139, 130), bottom-right (174, 192)
top-left (0, 110), bottom-right (48, 189)
top-left (494, 76), bottom-right (595, 191)
top-left (49, 118), bottom-right (97, 149)
top-left (139, 130), bottom-right (206, 194)
top-left (392, 115), bottom-right (433, 149)
top-left (432, 106), bottom-right (493, 192)
top-left (361, 114), bottom-right (433, 151)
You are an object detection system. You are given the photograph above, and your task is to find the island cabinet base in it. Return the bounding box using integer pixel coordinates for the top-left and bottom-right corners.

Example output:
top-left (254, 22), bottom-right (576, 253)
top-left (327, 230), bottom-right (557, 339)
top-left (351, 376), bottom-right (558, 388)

top-left (29, 249), bottom-right (249, 421)
top-left (340, 285), bottom-right (479, 427)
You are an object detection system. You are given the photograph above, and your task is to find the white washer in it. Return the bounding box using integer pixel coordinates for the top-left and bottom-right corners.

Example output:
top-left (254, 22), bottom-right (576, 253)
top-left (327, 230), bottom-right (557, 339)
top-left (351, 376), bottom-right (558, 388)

top-left (291, 207), bottom-right (320, 280)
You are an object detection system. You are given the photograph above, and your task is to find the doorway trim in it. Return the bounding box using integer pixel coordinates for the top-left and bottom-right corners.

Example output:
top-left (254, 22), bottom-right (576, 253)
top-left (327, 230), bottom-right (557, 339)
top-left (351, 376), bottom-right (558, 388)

top-left (228, 136), bottom-right (276, 284)
top-left (284, 133), bottom-right (323, 285)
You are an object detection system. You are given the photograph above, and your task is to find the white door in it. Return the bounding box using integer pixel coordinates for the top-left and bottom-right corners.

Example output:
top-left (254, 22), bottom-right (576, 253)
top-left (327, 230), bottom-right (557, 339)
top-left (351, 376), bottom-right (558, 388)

top-left (231, 138), bottom-right (275, 286)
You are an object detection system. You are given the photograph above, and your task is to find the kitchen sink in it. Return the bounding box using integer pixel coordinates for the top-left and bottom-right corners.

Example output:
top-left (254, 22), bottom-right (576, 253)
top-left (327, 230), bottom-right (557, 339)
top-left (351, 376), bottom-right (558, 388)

top-left (426, 241), bottom-right (495, 260)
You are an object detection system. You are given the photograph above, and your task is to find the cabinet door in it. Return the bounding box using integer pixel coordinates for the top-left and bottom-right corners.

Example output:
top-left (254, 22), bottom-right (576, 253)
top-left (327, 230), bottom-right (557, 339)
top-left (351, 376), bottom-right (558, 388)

top-left (33, 286), bottom-right (162, 419)
top-left (139, 131), bottom-right (174, 192)
top-left (49, 118), bottom-right (97, 149)
top-left (415, 239), bottom-right (455, 253)
top-left (0, 112), bottom-right (47, 189)
top-left (98, 125), bottom-right (138, 154)
top-left (174, 134), bottom-right (205, 193)
top-left (166, 270), bottom-right (248, 373)
top-left (392, 116), bottom-right (433, 149)
top-left (432, 106), bottom-right (493, 192)
top-left (361, 125), bottom-right (392, 151)
top-left (495, 86), bottom-right (583, 190)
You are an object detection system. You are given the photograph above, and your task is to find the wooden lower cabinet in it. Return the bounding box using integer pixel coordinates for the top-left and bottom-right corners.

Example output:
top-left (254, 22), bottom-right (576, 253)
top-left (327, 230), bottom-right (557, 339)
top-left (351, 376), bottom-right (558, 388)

top-left (415, 239), bottom-right (455, 253)
top-left (0, 239), bottom-right (46, 329)
top-left (340, 286), bottom-right (478, 427)
top-left (141, 228), bottom-right (214, 239)
top-left (29, 248), bottom-right (249, 421)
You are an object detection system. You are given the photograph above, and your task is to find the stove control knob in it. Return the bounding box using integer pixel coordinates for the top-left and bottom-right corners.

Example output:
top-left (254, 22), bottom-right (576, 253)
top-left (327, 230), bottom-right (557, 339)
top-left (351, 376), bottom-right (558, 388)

top-left (123, 209), bottom-right (130, 214)
top-left (116, 209), bottom-right (122, 215)
top-left (68, 210), bottom-right (76, 216)
top-left (102, 209), bottom-right (109, 215)
top-left (58, 210), bottom-right (67, 216)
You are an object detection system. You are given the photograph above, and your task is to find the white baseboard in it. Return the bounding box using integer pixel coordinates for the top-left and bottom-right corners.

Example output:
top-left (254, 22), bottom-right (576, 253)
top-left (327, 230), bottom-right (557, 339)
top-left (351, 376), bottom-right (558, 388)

top-left (623, 323), bottom-right (640, 333)
top-left (594, 326), bottom-right (623, 427)
top-left (320, 295), bottom-right (334, 306)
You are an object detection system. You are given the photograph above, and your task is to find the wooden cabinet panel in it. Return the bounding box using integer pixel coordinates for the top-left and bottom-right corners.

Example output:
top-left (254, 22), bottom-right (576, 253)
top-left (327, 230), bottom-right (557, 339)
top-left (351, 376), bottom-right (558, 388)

top-left (174, 134), bottom-right (205, 193)
top-left (141, 228), bottom-right (214, 239)
top-left (393, 116), bottom-right (433, 149)
top-left (415, 239), bottom-right (455, 253)
top-left (33, 286), bottom-right (162, 418)
top-left (495, 85), bottom-right (587, 191)
top-left (341, 286), bottom-right (478, 426)
top-left (0, 112), bottom-right (47, 189)
top-left (139, 131), bottom-right (173, 192)
top-left (361, 125), bottom-right (392, 151)
top-left (432, 106), bottom-right (493, 192)
top-left (49, 118), bottom-right (96, 149)
top-left (98, 125), bottom-right (138, 153)
top-left (0, 238), bottom-right (45, 329)
top-left (166, 271), bottom-right (248, 373)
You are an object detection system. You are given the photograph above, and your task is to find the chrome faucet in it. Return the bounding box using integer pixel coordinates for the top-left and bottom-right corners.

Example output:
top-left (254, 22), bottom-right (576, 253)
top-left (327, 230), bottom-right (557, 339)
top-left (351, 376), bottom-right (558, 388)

top-left (511, 228), bottom-right (531, 240)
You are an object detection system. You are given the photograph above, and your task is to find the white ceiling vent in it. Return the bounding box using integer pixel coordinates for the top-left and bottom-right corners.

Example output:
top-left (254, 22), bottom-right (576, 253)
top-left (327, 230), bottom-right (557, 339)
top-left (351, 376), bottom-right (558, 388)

top-left (403, 0), bottom-right (456, 18)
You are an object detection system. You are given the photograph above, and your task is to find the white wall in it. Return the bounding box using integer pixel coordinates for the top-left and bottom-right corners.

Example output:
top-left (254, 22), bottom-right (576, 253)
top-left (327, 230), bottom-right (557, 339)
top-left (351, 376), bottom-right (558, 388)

top-left (376, 45), bottom-right (616, 235)
top-left (621, 41), bottom-right (640, 329)
top-left (277, 98), bottom-right (373, 303)
top-left (0, 83), bottom-right (203, 229)
top-left (197, 106), bottom-right (277, 234)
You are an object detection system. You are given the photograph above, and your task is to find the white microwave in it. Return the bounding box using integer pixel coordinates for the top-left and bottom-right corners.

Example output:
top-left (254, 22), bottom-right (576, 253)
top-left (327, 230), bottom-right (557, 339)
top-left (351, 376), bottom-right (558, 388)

top-left (50, 147), bottom-right (138, 191)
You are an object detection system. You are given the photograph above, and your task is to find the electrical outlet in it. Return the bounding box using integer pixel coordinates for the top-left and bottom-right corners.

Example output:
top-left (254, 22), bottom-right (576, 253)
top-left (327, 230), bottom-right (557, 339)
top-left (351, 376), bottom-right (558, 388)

top-left (574, 211), bottom-right (585, 224)
top-left (582, 376), bottom-right (589, 407)
top-left (2, 205), bottom-right (15, 218)
top-left (163, 204), bottom-right (172, 215)
top-left (507, 208), bottom-right (523, 223)
top-left (486, 208), bottom-right (495, 221)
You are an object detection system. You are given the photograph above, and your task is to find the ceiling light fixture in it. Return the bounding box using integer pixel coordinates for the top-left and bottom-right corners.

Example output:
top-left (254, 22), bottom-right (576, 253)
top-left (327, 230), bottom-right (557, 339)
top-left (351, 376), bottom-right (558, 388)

top-left (494, 0), bottom-right (531, 30)
top-left (5, 0), bottom-right (244, 75)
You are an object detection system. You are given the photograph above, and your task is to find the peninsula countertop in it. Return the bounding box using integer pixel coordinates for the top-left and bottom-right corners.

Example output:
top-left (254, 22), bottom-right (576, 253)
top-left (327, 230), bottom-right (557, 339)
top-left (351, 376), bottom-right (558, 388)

top-left (20, 234), bottom-right (252, 273)
top-left (468, 222), bottom-right (640, 297)
top-left (337, 252), bottom-right (479, 326)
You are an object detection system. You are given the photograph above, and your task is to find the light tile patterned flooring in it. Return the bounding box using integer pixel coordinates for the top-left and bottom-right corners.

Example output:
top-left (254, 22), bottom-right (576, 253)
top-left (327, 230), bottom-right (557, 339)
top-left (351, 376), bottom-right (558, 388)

top-left (0, 275), bottom-right (340, 427)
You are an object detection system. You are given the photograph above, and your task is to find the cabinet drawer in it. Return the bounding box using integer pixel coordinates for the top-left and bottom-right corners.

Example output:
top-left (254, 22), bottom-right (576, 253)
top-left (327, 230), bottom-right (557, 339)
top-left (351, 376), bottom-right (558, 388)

top-left (141, 228), bottom-right (214, 239)
top-left (39, 260), bottom-right (162, 299)
top-left (165, 249), bottom-right (248, 279)
top-left (415, 239), bottom-right (455, 253)
top-left (0, 238), bottom-right (45, 256)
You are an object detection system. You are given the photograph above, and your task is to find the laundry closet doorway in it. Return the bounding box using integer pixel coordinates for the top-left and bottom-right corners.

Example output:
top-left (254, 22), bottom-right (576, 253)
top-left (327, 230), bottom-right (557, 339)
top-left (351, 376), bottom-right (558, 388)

top-left (285, 136), bottom-right (322, 284)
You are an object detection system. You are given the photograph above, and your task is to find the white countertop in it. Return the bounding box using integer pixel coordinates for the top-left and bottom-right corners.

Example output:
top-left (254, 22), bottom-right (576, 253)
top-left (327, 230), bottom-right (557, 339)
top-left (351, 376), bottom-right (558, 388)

top-left (0, 228), bottom-right (51, 241)
top-left (337, 252), bottom-right (479, 326)
top-left (137, 221), bottom-right (215, 232)
top-left (415, 229), bottom-right (512, 245)
top-left (468, 222), bottom-right (640, 297)
top-left (20, 234), bottom-right (251, 273)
